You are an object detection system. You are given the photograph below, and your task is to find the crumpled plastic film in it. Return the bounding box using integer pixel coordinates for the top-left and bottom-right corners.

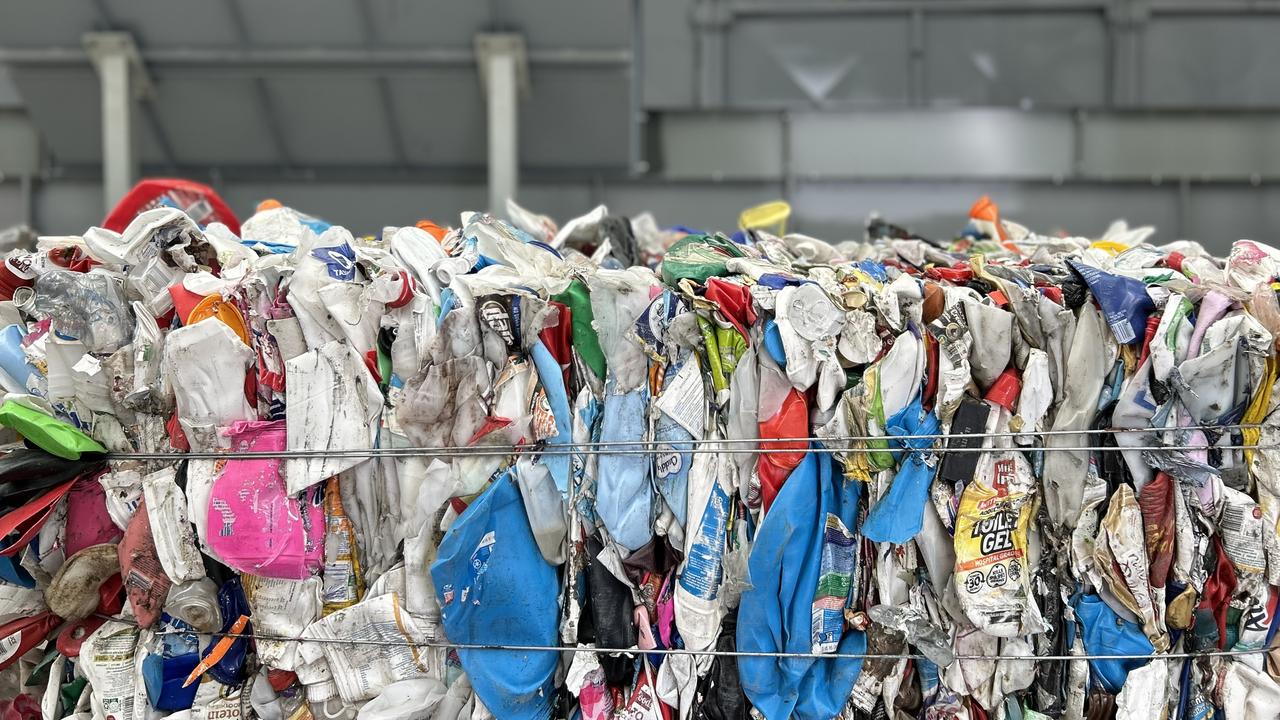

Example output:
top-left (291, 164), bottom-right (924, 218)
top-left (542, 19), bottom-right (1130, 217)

top-left (4, 189), bottom-right (1280, 720)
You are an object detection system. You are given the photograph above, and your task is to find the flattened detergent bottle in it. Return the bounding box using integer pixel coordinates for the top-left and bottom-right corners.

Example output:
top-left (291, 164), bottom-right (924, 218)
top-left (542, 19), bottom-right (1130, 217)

top-left (953, 368), bottom-right (1048, 637)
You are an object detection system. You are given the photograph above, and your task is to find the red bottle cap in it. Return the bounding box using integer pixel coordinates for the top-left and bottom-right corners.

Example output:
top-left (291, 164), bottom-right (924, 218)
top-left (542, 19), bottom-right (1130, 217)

top-left (984, 367), bottom-right (1021, 413)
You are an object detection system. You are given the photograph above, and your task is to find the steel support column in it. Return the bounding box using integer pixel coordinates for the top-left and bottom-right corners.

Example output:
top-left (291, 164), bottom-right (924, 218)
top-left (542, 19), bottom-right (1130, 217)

top-left (84, 32), bottom-right (145, 212)
top-left (476, 34), bottom-right (529, 213)
top-left (1107, 0), bottom-right (1149, 107)
top-left (693, 0), bottom-right (730, 108)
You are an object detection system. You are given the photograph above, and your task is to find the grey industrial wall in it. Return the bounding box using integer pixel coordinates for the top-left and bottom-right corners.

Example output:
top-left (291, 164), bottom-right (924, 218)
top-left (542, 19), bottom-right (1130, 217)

top-left (2, 0), bottom-right (1280, 250)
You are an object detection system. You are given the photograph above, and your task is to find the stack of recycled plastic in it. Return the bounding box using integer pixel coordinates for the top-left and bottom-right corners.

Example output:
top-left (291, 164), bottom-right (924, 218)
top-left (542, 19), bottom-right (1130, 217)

top-left (2, 179), bottom-right (1280, 720)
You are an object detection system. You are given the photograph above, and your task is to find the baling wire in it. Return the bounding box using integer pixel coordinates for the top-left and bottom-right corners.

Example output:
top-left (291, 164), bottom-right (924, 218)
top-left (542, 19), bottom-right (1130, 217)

top-left (141, 624), bottom-right (1272, 663)
top-left (97, 422), bottom-right (1278, 461)
top-left (104, 440), bottom-right (1280, 461)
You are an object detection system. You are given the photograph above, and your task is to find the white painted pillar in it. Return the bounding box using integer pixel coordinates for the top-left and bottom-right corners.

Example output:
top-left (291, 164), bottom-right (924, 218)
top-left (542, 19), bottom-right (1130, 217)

top-left (476, 34), bottom-right (528, 214)
top-left (84, 32), bottom-right (140, 213)
top-left (487, 50), bottom-right (517, 214)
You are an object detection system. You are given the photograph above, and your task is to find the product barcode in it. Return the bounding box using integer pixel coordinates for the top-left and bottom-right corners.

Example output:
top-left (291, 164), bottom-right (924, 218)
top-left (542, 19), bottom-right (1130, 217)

top-left (1109, 318), bottom-right (1135, 344)
top-left (1220, 504), bottom-right (1245, 534)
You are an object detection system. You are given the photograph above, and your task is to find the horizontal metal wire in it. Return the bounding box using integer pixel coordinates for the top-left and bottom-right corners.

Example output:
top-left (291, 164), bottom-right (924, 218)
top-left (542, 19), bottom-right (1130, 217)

top-left (103, 441), bottom-right (1275, 461)
top-left (97, 422), bottom-right (1276, 461)
top-left (149, 625), bottom-right (1270, 662)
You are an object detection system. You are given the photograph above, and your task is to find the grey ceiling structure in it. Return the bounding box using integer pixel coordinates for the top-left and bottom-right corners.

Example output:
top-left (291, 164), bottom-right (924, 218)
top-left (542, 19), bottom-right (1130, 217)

top-left (2, 0), bottom-right (1280, 248)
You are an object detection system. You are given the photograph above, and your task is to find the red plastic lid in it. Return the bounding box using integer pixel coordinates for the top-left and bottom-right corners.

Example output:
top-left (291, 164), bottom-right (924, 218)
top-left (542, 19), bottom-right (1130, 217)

top-left (385, 270), bottom-right (417, 310)
top-left (268, 669), bottom-right (299, 692)
top-left (1165, 251), bottom-right (1185, 272)
top-left (1039, 286), bottom-right (1063, 305)
top-left (984, 367), bottom-right (1021, 413)
top-left (927, 265), bottom-right (974, 283)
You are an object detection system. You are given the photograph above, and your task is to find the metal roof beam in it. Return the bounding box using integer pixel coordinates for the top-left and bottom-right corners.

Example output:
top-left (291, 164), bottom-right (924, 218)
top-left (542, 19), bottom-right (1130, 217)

top-left (727, 0), bottom-right (1280, 14)
top-left (0, 47), bottom-right (631, 68)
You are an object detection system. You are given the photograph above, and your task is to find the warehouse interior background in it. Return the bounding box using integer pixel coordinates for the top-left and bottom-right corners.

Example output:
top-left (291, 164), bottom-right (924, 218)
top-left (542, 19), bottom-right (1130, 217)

top-left (0, 0), bottom-right (1278, 251)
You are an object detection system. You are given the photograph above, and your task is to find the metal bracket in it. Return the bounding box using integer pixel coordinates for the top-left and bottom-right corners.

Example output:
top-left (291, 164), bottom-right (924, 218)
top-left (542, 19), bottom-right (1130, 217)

top-left (691, 0), bottom-right (733, 29)
top-left (82, 31), bottom-right (155, 101)
top-left (1105, 0), bottom-right (1151, 27)
top-left (474, 33), bottom-right (530, 98)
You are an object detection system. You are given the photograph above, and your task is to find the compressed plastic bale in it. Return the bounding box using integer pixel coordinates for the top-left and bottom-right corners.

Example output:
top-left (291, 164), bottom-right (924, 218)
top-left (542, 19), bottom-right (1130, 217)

top-left (21, 193), bottom-right (1280, 718)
